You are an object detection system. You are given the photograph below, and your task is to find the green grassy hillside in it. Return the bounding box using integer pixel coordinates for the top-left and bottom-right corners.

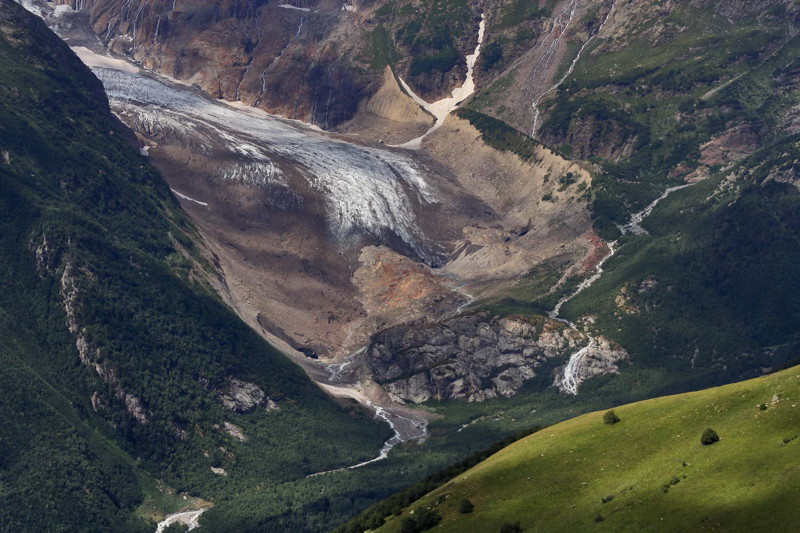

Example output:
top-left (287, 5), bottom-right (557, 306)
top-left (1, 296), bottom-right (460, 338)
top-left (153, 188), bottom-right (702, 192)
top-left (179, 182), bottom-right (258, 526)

top-left (0, 1), bottom-right (390, 530)
top-left (372, 365), bottom-right (800, 533)
top-left (562, 136), bottom-right (800, 395)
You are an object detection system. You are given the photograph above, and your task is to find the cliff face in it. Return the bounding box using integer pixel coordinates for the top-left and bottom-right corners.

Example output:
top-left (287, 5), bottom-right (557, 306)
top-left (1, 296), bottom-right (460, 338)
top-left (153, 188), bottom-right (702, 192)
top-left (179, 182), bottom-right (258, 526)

top-left (362, 312), bottom-right (628, 403)
top-left (47, 0), bottom-right (484, 128)
top-left (49, 0), bottom-right (375, 127)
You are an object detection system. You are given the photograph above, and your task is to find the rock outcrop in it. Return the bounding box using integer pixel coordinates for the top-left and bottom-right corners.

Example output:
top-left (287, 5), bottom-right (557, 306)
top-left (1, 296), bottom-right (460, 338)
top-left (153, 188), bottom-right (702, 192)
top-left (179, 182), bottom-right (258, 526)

top-left (219, 378), bottom-right (270, 413)
top-left (552, 336), bottom-right (629, 394)
top-left (361, 311), bottom-right (627, 402)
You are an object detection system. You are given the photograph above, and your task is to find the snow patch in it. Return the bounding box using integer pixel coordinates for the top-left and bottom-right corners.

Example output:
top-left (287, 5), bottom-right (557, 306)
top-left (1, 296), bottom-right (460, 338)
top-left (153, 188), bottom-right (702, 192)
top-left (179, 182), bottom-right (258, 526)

top-left (277, 3), bottom-right (311, 11)
top-left (170, 189), bottom-right (209, 207)
top-left (52, 4), bottom-right (73, 16)
top-left (155, 510), bottom-right (205, 533)
top-left (396, 13), bottom-right (486, 149)
top-left (71, 46), bottom-right (140, 74)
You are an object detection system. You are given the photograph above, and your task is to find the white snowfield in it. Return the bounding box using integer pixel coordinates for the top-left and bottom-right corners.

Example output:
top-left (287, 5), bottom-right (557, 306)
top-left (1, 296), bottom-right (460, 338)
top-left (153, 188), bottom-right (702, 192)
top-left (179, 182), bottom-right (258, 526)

top-left (94, 68), bottom-right (438, 260)
top-left (170, 188), bottom-right (209, 207)
top-left (397, 13), bottom-right (486, 149)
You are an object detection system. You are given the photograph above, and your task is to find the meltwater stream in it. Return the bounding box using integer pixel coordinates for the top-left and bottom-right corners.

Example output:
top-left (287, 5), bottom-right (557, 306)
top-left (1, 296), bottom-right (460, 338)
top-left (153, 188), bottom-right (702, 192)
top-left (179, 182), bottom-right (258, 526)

top-left (551, 182), bottom-right (694, 394)
top-left (529, 0), bottom-right (619, 136)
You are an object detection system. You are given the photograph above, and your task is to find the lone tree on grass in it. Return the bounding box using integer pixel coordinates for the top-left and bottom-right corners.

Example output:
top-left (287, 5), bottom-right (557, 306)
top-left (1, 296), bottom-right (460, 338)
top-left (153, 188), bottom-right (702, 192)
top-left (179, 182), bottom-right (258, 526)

top-left (400, 517), bottom-right (419, 533)
top-left (603, 410), bottom-right (621, 425)
top-left (500, 522), bottom-right (523, 533)
top-left (701, 428), bottom-right (720, 445)
top-left (459, 498), bottom-right (474, 514)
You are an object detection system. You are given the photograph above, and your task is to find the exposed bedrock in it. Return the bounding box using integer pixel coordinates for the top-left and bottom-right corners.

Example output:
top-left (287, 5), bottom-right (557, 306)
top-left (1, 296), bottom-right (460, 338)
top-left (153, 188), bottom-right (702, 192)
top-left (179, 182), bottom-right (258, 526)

top-left (47, 0), bottom-right (482, 130)
top-left (359, 312), bottom-right (628, 403)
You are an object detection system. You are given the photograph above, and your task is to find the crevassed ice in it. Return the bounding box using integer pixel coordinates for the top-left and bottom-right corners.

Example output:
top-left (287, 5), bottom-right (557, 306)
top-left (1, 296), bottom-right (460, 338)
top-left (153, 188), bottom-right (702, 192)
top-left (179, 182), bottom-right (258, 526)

top-left (96, 69), bottom-right (437, 258)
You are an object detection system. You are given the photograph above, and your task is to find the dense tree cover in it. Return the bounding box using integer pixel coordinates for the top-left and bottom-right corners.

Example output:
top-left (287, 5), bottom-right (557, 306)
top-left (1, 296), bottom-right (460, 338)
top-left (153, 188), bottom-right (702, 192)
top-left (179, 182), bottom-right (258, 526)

top-left (455, 108), bottom-right (544, 161)
top-left (0, 2), bottom-right (390, 530)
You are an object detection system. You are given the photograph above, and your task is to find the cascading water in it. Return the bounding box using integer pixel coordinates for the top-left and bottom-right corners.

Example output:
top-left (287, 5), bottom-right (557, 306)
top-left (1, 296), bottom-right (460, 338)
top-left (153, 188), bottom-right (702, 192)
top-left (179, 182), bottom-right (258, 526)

top-left (529, 0), bottom-right (619, 136)
top-left (552, 182), bottom-right (693, 394)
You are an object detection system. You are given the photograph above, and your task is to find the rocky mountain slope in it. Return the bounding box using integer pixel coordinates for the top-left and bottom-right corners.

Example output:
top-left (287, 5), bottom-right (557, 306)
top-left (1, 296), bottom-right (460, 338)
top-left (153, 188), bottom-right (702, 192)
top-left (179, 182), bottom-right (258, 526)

top-left (41, 0), bottom-right (485, 129)
top-left (338, 312), bottom-right (628, 403)
top-left (30, 0), bottom-right (800, 409)
top-left (5, 0), bottom-right (800, 529)
top-left (0, 1), bottom-right (393, 529)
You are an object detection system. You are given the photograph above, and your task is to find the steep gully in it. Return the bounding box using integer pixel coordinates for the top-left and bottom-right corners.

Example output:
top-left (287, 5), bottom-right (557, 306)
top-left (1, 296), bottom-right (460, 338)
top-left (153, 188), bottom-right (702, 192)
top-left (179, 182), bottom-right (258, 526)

top-left (395, 13), bottom-right (487, 149)
top-left (529, 0), bottom-right (620, 136)
top-left (550, 184), bottom-right (693, 394)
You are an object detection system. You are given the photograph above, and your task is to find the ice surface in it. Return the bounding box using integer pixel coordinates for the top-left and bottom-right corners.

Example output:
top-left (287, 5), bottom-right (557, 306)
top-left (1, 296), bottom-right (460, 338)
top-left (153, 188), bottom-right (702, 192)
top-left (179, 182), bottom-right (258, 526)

top-left (95, 69), bottom-right (438, 259)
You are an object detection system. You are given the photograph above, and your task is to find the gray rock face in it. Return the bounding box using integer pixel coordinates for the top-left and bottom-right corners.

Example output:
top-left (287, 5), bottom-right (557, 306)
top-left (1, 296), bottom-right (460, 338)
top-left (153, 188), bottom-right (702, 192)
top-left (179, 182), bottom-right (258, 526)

top-left (363, 312), bottom-right (598, 402)
top-left (219, 378), bottom-right (267, 413)
top-left (553, 336), bottom-right (630, 394)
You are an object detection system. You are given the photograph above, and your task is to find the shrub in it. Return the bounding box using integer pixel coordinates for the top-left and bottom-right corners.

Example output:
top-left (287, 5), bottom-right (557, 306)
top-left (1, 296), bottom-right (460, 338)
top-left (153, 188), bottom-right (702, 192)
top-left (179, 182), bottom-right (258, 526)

top-left (601, 494), bottom-right (615, 503)
top-left (603, 410), bottom-right (621, 425)
top-left (459, 498), bottom-right (474, 514)
top-left (415, 508), bottom-right (441, 530)
top-left (500, 523), bottom-right (524, 533)
top-left (400, 517), bottom-right (420, 533)
top-left (758, 403), bottom-right (767, 411)
top-left (701, 428), bottom-right (720, 445)
top-left (410, 47), bottom-right (459, 75)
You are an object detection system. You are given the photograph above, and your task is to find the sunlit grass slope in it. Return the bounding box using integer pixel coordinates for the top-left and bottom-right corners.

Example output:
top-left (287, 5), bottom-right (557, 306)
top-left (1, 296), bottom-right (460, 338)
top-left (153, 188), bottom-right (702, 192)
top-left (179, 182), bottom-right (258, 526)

top-left (377, 366), bottom-right (800, 532)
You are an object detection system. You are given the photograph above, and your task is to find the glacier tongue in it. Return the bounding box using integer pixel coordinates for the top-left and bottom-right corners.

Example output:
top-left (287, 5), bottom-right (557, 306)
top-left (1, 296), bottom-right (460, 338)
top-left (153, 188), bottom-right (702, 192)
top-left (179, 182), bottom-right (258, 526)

top-left (95, 68), bottom-right (438, 260)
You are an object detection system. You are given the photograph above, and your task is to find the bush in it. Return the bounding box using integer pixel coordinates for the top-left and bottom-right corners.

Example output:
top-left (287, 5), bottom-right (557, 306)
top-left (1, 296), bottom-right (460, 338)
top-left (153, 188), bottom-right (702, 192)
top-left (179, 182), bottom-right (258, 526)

top-left (758, 403), bottom-right (767, 410)
top-left (400, 517), bottom-right (420, 533)
top-left (701, 428), bottom-right (720, 445)
top-left (459, 499), bottom-right (474, 514)
top-left (603, 410), bottom-right (621, 425)
top-left (415, 508), bottom-right (441, 530)
top-left (482, 41), bottom-right (503, 70)
top-left (500, 522), bottom-right (523, 533)
top-left (601, 494), bottom-right (615, 503)
top-left (410, 47), bottom-right (459, 75)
